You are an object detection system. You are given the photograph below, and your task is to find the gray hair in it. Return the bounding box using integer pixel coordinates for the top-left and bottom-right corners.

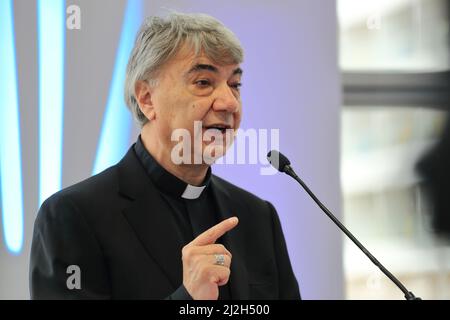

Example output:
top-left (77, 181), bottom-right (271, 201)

top-left (124, 12), bottom-right (244, 127)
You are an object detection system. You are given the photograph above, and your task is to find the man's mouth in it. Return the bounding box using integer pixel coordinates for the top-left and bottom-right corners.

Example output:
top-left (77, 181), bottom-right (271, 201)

top-left (203, 124), bottom-right (232, 134)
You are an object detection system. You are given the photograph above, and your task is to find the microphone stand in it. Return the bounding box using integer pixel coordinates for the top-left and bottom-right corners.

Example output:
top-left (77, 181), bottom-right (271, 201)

top-left (283, 164), bottom-right (421, 300)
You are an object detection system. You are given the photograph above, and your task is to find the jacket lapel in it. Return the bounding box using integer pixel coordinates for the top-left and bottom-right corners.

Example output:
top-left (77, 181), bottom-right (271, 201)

top-left (211, 176), bottom-right (249, 300)
top-left (117, 147), bottom-right (184, 290)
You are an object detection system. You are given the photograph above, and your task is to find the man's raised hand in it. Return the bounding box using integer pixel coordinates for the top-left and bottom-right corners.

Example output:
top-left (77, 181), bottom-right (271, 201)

top-left (181, 217), bottom-right (239, 300)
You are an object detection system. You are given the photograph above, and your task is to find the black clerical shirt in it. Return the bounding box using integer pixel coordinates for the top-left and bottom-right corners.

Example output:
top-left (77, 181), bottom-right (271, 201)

top-left (134, 136), bottom-right (231, 300)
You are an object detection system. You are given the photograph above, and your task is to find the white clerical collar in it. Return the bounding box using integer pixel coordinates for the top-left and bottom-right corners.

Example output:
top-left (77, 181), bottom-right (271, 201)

top-left (134, 136), bottom-right (211, 199)
top-left (181, 184), bottom-right (207, 200)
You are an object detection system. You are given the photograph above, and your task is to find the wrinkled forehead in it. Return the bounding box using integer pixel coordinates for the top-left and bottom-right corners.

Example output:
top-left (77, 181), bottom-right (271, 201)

top-left (170, 41), bottom-right (242, 73)
top-left (169, 45), bottom-right (242, 77)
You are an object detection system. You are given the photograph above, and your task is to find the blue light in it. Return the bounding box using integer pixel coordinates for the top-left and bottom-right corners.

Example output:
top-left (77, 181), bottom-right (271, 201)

top-left (0, 0), bottom-right (24, 254)
top-left (37, 0), bottom-right (65, 205)
top-left (93, 0), bottom-right (143, 175)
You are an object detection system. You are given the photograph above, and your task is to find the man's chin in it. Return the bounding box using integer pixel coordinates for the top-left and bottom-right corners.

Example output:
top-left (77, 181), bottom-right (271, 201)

top-left (205, 143), bottom-right (230, 159)
top-left (187, 145), bottom-right (220, 165)
top-left (170, 140), bottom-right (232, 165)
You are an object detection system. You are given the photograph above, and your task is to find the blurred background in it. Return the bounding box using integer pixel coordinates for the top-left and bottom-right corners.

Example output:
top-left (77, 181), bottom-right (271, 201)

top-left (0, 0), bottom-right (449, 299)
top-left (339, 0), bottom-right (450, 299)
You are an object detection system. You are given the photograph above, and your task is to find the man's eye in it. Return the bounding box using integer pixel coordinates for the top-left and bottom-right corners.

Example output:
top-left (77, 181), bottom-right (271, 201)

top-left (230, 83), bottom-right (242, 90)
top-left (195, 80), bottom-right (211, 87)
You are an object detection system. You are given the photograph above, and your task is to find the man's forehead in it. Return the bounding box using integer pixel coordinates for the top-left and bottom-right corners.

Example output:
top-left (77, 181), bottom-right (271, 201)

top-left (169, 44), bottom-right (242, 75)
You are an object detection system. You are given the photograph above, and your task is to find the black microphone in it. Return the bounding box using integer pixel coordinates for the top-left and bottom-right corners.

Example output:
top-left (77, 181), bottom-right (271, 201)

top-left (267, 150), bottom-right (421, 300)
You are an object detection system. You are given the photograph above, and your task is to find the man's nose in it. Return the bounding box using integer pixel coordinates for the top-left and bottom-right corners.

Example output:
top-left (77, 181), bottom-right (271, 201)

top-left (212, 84), bottom-right (240, 113)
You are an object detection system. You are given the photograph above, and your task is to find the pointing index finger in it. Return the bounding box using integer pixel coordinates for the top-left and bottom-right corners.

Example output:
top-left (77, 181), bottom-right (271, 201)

top-left (190, 217), bottom-right (239, 246)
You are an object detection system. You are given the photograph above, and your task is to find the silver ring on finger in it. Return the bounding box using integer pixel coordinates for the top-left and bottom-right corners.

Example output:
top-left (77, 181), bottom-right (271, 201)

top-left (214, 254), bottom-right (225, 266)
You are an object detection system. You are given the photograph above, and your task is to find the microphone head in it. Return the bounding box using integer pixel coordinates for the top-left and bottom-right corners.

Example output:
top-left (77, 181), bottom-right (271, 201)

top-left (267, 150), bottom-right (291, 173)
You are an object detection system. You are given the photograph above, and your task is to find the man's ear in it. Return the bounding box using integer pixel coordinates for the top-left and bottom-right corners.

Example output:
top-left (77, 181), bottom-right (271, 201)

top-left (135, 80), bottom-right (156, 121)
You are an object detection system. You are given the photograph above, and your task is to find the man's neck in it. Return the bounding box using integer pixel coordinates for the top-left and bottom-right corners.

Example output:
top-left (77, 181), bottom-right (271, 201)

top-left (140, 127), bottom-right (209, 186)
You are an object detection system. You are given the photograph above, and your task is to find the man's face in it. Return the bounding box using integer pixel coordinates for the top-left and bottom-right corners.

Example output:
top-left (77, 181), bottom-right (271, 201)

top-left (150, 46), bottom-right (243, 164)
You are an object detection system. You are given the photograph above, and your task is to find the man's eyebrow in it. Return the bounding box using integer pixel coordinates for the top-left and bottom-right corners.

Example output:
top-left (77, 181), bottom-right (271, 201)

top-left (185, 64), bottom-right (243, 77)
top-left (186, 64), bottom-right (219, 75)
top-left (233, 67), bottom-right (243, 76)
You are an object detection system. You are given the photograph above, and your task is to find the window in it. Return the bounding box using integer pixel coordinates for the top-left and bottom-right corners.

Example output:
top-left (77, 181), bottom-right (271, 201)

top-left (338, 0), bottom-right (450, 299)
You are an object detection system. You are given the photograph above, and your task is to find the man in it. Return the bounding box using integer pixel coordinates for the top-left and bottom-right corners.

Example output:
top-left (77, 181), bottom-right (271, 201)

top-left (30, 12), bottom-right (300, 300)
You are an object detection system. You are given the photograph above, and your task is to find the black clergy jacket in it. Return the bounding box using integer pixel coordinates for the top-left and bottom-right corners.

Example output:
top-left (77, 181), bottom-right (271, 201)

top-left (29, 144), bottom-right (301, 300)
